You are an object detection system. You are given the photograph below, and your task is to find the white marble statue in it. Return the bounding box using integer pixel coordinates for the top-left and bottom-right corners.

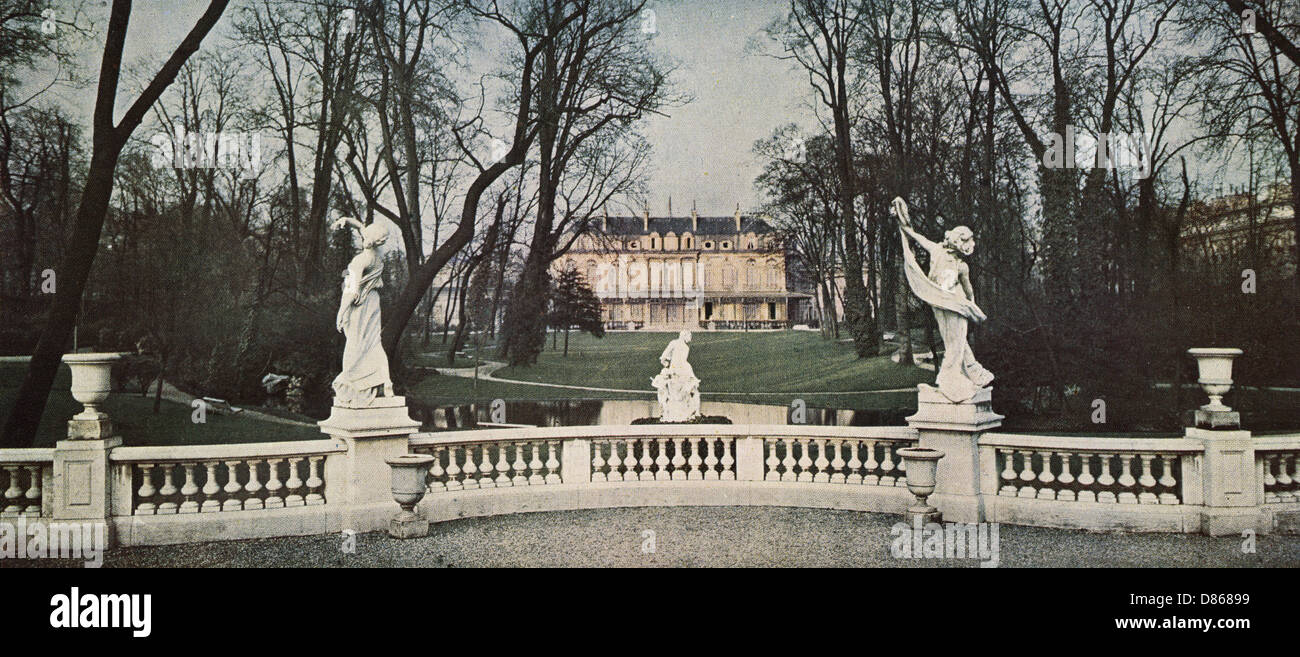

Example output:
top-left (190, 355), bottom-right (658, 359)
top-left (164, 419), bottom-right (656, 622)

top-left (332, 216), bottom-right (395, 405)
top-left (891, 197), bottom-right (994, 403)
top-left (652, 330), bottom-right (701, 422)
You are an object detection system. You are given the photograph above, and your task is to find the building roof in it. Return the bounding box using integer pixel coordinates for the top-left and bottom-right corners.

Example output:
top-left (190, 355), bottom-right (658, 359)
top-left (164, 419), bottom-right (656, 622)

top-left (599, 215), bottom-right (776, 236)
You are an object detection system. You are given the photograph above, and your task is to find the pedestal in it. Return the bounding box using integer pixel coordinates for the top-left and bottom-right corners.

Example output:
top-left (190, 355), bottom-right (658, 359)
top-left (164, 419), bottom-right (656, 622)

top-left (388, 512), bottom-right (430, 539)
top-left (1187, 427), bottom-right (1260, 536)
top-left (319, 397), bottom-right (422, 533)
top-left (906, 386), bottom-right (1003, 523)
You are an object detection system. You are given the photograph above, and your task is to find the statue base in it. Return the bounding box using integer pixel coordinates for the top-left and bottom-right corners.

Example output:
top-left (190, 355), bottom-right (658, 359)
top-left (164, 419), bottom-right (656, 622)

top-left (906, 385), bottom-right (1004, 432)
top-left (319, 395), bottom-right (421, 439)
top-left (388, 511), bottom-right (430, 539)
top-left (1194, 408), bottom-right (1241, 430)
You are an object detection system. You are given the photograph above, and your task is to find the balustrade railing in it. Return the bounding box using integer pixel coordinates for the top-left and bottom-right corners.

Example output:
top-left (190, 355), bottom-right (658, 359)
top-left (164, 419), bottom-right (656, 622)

top-left (980, 434), bottom-right (1201, 505)
top-left (0, 449), bottom-right (52, 517)
top-left (592, 437), bottom-right (736, 481)
top-left (1256, 434), bottom-right (1300, 504)
top-left (111, 440), bottom-right (345, 515)
top-left (763, 436), bottom-right (914, 485)
top-left (414, 439), bottom-right (563, 491)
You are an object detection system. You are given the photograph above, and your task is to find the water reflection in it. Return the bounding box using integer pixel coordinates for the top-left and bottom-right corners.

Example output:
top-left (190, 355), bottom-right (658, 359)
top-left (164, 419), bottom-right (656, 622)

top-left (407, 399), bottom-right (912, 430)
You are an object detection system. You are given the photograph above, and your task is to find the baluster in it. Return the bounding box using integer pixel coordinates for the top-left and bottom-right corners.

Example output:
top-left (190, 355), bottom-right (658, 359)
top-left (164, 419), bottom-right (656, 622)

top-left (764, 438), bottom-right (781, 481)
top-left (305, 456), bottom-right (325, 505)
top-left (1054, 452), bottom-right (1075, 501)
top-left (1015, 450), bottom-right (1036, 498)
top-left (157, 465), bottom-right (179, 514)
top-left (525, 439), bottom-right (540, 481)
top-left (200, 461), bottom-right (222, 512)
top-left (2, 466), bottom-right (21, 515)
top-left (998, 450), bottom-right (1018, 496)
top-left (545, 441), bottom-right (561, 484)
top-left (719, 439), bottom-right (735, 480)
top-left (846, 441), bottom-right (863, 485)
top-left (23, 465), bottom-right (41, 516)
top-left (1074, 453), bottom-right (1096, 502)
top-left (1280, 454), bottom-right (1299, 502)
top-left (671, 438), bottom-right (687, 480)
top-left (446, 446), bottom-right (464, 490)
top-left (624, 439), bottom-right (640, 481)
top-left (862, 440), bottom-right (879, 485)
top-left (513, 442), bottom-right (530, 486)
top-left (284, 457), bottom-right (305, 507)
top-left (264, 459), bottom-right (285, 509)
top-left (702, 439), bottom-right (719, 481)
top-left (1157, 454), bottom-right (1179, 504)
top-left (687, 438), bottom-right (703, 480)
top-left (796, 438), bottom-right (814, 482)
top-left (1034, 451), bottom-right (1056, 500)
top-left (1117, 454), bottom-right (1138, 504)
top-left (654, 438), bottom-right (671, 481)
top-left (813, 439), bottom-right (830, 483)
top-left (135, 464), bottom-right (157, 515)
top-left (896, 447), bottom-right (907, 487)
top-left (494, 444), bottom-right (512, 487)
top-left (607, 442), bottom-right (624, 482)
top-left (478, 444), bottom-right (496, 489)
top-left (179, 463), bottom-right (201, 513)
top-left (829, 441), bottom-right (846, 484)
top-left (880, 444), bottom-right (897, 487)
top-left (592, 440), bottom-right (608, 483)
top-left (1262, 454), bottom-right (1279, 503)
top-left (222, 461), bottom-right (244, 511)
top-left (638, 438), bottom-right (655, 481)
top-left (769, 434), bottom-right (790, 481)
top-left (1137, 454), bottom-right (1158, 504)
top-left (426, 447), bottom-right (445, 491)
top-left (461, 445), bottom-right (480, 490)
top-left (244, 459), bottom-right (264, 510)
top-left (1096, 454), bottom-right (1117, 503)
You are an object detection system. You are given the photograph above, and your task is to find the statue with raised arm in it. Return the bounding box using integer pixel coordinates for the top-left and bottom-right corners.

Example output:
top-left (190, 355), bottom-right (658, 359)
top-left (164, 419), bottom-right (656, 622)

top-left (331, 216), bottom-right (395, 406)
top-left (890, 197), bottom-right (994, 403)
top-left (652, 331), bottom-right (701, 422)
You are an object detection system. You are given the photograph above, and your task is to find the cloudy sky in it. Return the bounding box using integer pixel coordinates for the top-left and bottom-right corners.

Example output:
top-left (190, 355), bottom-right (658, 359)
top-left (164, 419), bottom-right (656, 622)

top-left (27, 0), bottom-right (813, 218)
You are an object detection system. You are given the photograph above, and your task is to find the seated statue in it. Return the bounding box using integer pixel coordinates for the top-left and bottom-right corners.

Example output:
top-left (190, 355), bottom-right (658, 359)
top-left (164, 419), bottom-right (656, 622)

top-left (652, 331), bottom-right (701, 422)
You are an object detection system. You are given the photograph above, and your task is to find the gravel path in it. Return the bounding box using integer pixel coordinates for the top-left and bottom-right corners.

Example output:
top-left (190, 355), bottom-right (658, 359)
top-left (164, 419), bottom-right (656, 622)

top-left (13, 507), bottom-right (1297, 568)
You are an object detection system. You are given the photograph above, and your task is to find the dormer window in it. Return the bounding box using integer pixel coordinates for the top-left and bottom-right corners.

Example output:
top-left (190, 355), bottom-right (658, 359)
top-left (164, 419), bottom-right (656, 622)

top-left (684, 237), bottom-right (692, 248)
top-left (650, 238), bottom-right (657, 249)
top-left (628, 241), bottom-right (639, 249)
top-left (721, 241), bottom-right (731, 250)
top-left (703, 241), bottom-right (713, 249)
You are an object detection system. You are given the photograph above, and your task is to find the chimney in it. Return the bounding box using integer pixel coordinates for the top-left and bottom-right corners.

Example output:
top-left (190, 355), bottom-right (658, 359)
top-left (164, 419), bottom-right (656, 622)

top-left (643, 206), bottom-right (650, 232)
top-left (602, 207), bottom-right (608, 233)
top-left (691, 201), bottom-right (698, 232)
top-left (734, 204), bottom-right (742, 231)
top-left (668, 196), bottom-right (673, 217)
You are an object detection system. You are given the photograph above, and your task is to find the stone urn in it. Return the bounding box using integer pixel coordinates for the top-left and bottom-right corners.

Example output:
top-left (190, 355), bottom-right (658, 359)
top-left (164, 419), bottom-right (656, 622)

top-left (385, 454), bottom-right (435, 539)
top-left (62, 352), bottom-right (127, 439)
top-left (897, 447), bottom-right (946, 524)
top-left (1187, 348), bottom-right (1244, 429)
top-left (1187, 348), bottom-right (1243, 411)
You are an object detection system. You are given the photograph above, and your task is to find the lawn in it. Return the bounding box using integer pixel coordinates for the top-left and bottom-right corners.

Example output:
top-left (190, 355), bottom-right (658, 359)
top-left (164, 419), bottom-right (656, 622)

top-left (492, 331), bottom-right (933, 393)
top-left (0, 363), bottom-right (323, 447)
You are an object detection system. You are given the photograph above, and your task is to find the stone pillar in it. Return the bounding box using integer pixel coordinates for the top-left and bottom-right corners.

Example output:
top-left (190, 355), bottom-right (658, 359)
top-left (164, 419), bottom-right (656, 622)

top-left (1188, 427), bottom-right (1260, 536)
top-left (53, 353), bottom-right (126, 545)
top-left (561, 439), bottom-right (591, 484)
top-left (318, 396), bottom-right (421, 533)
top-left (905, 387), bottom-right (1003, 523)
top-left (735, 436), bottom-right (764, 481)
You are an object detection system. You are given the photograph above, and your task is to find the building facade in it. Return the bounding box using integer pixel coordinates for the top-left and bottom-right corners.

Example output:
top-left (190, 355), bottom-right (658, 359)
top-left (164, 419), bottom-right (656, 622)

top-left (1180, 183), bottom-right (1296, 281)
top-left (553, 206), bottom-right (812, 330)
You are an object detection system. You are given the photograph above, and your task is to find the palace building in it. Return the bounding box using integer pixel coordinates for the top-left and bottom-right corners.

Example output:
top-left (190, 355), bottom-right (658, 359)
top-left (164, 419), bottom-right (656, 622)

top-left (553, 205), bottom-right (813, 330)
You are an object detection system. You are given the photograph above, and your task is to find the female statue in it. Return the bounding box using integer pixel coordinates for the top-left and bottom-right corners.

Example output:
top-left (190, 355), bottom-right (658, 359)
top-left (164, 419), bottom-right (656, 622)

top-left (890, 197), bottom-right (994, 402)
top-left (332, 216), bottom-right (395, 405)
top-left (652, 331), bottom-right (701, 422)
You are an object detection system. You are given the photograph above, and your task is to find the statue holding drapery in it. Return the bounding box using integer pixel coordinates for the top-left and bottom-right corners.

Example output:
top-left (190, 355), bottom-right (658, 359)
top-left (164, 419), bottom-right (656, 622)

top-left (890, 197), bottom-right (994, 403)
top-left (331, 216), bottom-right (395, 406)
top-left (652, 331), bottom-right (701, 422)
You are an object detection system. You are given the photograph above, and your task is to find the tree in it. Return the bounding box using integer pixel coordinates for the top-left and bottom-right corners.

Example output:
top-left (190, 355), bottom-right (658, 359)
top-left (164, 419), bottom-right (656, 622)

top-left (548, 265), bottom-right (604, 357)
top-left (2, 0), bottom-right (232, 447)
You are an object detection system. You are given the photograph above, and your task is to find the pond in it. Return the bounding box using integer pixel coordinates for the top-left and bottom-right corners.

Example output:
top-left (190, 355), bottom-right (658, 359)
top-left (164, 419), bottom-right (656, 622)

top-left (407, 398), bottom-right (913, 430)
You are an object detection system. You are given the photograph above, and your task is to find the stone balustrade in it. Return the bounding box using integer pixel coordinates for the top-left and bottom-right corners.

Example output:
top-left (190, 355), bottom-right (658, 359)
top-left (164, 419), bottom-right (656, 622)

top-left (111, 440), bottom-right (345, 515)
top-left (0, 449), bottom-right (53, 518)
top-left (1256, 434), bottom-right (1300, 505)
top-left (764, 432), bottom-right (916, 485)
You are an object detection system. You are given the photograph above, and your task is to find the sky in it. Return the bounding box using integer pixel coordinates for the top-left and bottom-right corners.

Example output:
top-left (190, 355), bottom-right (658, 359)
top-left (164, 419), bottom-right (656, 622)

top-left (24, 0), bottom-right (813, 219)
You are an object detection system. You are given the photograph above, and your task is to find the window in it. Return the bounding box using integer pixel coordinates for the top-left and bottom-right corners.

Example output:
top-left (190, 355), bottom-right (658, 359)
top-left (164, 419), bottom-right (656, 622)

top-left (628, 241), bottom-right (639, 249)
top-left (684, 237), bottom-right (692, 248)
top-left (721, 241), bottom-right (731, 250)
top-left (703, 241), bottom-right (713, 249)
top-left (650, 238), bottom-right (657, 249)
